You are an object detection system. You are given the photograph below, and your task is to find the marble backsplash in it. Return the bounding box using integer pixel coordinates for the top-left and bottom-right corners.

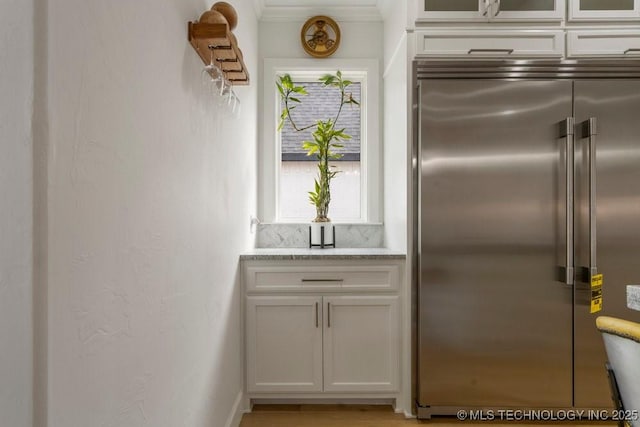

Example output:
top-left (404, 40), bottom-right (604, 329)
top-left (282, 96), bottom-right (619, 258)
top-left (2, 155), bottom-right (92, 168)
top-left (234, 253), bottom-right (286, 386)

top-left (256, 223), bottom-right (384, 248)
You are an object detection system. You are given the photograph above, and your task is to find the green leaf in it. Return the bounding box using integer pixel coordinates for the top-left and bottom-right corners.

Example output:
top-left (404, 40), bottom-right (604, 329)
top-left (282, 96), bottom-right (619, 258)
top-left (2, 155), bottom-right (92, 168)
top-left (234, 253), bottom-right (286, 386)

top-left (281, 74), bottom-right (293, 90)
top-left (320, 74), bottom-right (336, 85)
top-left (302, 140), bottom-right (318, 148)
top-left (276, 82), bottom-right (284, 97)
top-left (289, 97), bottom-right (301, 103)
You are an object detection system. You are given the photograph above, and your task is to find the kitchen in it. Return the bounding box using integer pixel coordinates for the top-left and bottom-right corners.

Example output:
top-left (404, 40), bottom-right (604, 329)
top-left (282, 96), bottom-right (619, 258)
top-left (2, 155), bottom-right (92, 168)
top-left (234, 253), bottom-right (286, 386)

top-left (2, 0), bottom-right (640, 426)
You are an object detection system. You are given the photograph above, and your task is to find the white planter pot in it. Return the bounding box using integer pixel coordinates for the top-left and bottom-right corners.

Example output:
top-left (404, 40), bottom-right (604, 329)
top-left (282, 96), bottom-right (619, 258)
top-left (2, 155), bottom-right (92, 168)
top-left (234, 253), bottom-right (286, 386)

top-left (310, 222), bottom-right (334, 248)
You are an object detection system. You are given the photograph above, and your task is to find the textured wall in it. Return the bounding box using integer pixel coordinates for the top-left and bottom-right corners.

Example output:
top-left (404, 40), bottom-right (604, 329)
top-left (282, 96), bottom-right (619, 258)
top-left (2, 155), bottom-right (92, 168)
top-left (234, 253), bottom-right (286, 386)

top-left (0, 0), bottom-right (34, 426)
top-left (47, 0), bottom-right (257, 425)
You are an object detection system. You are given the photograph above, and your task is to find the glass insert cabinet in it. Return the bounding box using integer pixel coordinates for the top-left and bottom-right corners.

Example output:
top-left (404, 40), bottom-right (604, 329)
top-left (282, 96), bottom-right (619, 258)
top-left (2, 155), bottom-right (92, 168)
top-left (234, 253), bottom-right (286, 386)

top-left (570, 0), bottom-right (640, 20)
top-left (417, 0), bottom-right (640, 21)
top-left (417, 0), bottom-right (565, 20)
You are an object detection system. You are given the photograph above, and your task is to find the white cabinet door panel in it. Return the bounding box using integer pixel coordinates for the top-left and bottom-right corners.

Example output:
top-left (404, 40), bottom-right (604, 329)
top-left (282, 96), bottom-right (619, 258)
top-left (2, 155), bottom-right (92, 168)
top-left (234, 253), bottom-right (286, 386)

top-left (244, 262), bottom-right (400, 293)
top-left (416, 0), bottom-right (564, 21)
top-left (568, 31), bottom-right (640, 57)
top-left (417, 0), bottom-right (488, 21)
top-left (491, 0), bottom-right (564, 21)
top-left (246, 296), bottom-right (323, 393)
top-left (323, 296), bottom-right (400, 392)
top-left (415, 30), bottom-right (565, 58)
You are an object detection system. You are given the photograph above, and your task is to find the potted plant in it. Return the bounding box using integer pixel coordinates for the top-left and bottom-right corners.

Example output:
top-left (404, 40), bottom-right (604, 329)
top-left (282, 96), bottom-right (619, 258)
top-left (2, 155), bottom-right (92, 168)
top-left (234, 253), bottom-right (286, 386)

top-left (277, 71), bottom-right (360, 247)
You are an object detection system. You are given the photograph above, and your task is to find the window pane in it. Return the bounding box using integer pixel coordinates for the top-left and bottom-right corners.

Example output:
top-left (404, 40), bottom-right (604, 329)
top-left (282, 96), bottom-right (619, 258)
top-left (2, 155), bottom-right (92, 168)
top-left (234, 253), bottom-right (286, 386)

top-left (279, 81), bottom-right (361, 221)
top-left (425, 0), bottom-right (479, 12)
top-left (580, 0), bottom-right (633, 10)
top-left (500, 0), bottom-right (555, 11)
top-left (279, 162), bottom-right (361, 220)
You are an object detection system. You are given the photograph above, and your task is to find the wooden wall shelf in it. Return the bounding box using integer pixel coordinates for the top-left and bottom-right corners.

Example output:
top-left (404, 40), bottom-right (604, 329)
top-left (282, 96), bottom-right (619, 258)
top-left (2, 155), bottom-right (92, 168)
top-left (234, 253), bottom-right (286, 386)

top-left (188, 21), bottom-right (250, 85)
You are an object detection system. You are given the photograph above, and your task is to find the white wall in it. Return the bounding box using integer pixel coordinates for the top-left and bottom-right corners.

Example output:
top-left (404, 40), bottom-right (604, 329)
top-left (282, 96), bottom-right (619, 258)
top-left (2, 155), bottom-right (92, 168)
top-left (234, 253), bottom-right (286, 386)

top-left (0, 0), bottom-right (34, 425)
top-left (381, 0), bottom-right (411, 69)
top-left (382, 42), bottom-right (408, 250)
top-left (382, 2), bottom-right (409, 251)
top-left (259, 20), bottom-right (384, 60)
top-left (47, 0), bottom-right (257, 425)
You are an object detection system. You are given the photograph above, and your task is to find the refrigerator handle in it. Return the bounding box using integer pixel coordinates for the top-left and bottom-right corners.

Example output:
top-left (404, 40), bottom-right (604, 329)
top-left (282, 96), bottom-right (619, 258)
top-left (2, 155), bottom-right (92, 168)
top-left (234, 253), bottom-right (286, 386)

top-left (559, 118), bottom-right (575, 285)
top-left (580, 118), bottom-right (598, 282)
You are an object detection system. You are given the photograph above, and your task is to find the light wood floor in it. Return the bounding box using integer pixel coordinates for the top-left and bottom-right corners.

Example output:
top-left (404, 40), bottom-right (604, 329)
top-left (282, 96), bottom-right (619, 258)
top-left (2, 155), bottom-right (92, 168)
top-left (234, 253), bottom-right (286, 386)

top-left (239, 405), bottom-right (616, 427)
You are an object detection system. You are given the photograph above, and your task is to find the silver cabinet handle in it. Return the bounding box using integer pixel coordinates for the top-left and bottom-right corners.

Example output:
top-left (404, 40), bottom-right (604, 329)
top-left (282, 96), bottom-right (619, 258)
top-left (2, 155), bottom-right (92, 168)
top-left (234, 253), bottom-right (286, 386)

top-left (468, 49), bottom-right (514, 55)
top-left (301, 279), bottom-right (344, 283)
top-left (580, 118), bottom-right (598, 282)
top-left (559, 118), bottom-right (575, 285)
top-left (327, 302), bottom-right (331, 328)
top-left (482, 0), bottom-right (490, 16)
top-left (315, 302), bottom-right (319, 328)
top-left (624, 48), bottom-right (640, 54)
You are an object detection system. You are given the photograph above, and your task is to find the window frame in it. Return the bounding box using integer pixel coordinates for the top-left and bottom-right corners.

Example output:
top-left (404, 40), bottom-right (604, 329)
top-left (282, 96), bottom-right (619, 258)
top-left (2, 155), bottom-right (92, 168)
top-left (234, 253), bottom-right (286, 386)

top-left (261, 58), bottom-right (381, 224)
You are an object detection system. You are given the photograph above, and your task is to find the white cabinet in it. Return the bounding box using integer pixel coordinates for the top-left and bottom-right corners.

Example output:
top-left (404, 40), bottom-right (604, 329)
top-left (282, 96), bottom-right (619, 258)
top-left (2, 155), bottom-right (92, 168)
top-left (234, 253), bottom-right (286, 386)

top-left (416, 0), bottom-right (564, 22)
top-left (569, 0), bottom-right (640, 21)
top-left (568, 30), bottom-right (640, 57)
top-left (323, 296), bottom-right (399, 392)
top-left (243, 258), bottom-right (404, 397)
top-left (415, 30), bottom-right (565, 58)
top-left (416, 0), bottom-right (489, 22)
top-left (246, 296), bottom-right (323, 393)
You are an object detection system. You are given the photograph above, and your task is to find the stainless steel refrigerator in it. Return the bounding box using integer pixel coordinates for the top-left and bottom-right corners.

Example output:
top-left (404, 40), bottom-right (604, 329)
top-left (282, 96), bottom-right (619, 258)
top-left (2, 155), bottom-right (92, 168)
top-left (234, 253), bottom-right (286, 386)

top-left (414, 61), bottom-right (640, 418)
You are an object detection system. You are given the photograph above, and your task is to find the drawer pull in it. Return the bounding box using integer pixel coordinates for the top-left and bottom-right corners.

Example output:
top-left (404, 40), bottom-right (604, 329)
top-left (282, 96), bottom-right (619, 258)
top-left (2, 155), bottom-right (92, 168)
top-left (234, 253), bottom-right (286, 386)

top-left (327, 302), bottom-right (331, 328)
top-left (624, 48), bottom-right (640, 55)
top-left (468, 48), bottom-right (514, 55)
top-left (315, 302), bottom-right (319, 328)
top-left (301, 279), bottom-right (344, 283)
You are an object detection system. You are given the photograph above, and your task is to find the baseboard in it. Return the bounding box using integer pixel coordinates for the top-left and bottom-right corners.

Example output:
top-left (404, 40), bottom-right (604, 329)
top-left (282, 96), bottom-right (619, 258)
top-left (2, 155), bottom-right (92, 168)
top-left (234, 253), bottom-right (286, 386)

top-left (225, 391), bottom-right (248, 427)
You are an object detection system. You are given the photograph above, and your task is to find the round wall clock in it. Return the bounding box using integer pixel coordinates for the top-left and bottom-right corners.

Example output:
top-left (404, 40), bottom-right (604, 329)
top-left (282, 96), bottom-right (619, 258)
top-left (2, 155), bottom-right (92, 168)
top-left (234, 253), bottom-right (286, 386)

top-left (300, 15), bottom-right (341, 58)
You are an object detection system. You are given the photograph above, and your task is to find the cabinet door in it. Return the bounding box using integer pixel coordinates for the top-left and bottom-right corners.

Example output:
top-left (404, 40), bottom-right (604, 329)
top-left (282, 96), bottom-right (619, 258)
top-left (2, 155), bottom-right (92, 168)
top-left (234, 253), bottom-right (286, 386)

top-left (323, 296), bottom-right (400, 392)
top-left (417, 0), bottom-right (489, 21)
top-left (491, 0), bottom-right (564, 21)
top-left (569, 0), bottom-right (640, 20)
top-left (417, 0), bottom-right (563, 21)
top-left (246, 296), bottom-right (323, 392)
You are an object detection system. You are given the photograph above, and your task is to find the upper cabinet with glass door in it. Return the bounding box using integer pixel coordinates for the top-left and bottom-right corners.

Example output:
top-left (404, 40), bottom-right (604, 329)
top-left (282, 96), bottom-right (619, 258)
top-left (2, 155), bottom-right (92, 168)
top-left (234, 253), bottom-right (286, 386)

top-left (417, 0), bottom-right (564, 22)
top-left (569, 0), bottom-right (640, 21)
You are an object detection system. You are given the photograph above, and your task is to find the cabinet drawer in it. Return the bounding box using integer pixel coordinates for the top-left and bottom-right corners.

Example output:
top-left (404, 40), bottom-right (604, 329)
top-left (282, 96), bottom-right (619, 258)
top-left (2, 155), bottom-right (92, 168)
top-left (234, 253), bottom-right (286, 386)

top-left (568, 31), bottom-right (640, 57)
top-left (415, 30), bottom-right (565, 57)
top-left (244, 262), bottom-right (400, 293)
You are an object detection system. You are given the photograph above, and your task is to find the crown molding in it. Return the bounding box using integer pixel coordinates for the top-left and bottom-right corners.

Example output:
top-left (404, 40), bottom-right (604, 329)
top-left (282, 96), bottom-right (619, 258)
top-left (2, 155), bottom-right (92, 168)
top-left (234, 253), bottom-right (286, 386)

top-left (259, 5), bottom-right (383, 22)
top-left (253, 0), bottom-right (266, 19)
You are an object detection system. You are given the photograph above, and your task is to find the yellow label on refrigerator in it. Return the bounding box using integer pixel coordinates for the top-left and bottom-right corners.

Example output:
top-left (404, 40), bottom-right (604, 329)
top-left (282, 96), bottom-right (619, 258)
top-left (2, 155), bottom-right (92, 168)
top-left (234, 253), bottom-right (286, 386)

top-left (591, 274), bottom-right (603, 314)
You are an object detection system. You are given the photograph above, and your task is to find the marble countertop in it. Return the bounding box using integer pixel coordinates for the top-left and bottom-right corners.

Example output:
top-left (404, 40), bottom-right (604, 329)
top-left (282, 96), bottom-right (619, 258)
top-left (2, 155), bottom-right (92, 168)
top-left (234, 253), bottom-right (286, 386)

top-left (628, 285), bottom-right (640, 311)
top-left (240, 247), bottom-right (406, 260)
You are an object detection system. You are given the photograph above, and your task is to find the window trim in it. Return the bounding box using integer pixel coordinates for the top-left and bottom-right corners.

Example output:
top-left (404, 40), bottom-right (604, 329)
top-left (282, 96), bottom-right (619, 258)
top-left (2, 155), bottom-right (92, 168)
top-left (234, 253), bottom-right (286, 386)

top-left (261, 58), bottom-right (381, 224)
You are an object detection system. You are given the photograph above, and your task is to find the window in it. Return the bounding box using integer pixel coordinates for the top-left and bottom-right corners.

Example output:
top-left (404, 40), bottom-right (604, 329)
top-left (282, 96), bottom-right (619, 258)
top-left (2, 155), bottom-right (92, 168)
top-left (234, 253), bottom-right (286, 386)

top-left (280, 79), bottom-right (362, 221)
top-left (261, 59), bottom-right (380, 223)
